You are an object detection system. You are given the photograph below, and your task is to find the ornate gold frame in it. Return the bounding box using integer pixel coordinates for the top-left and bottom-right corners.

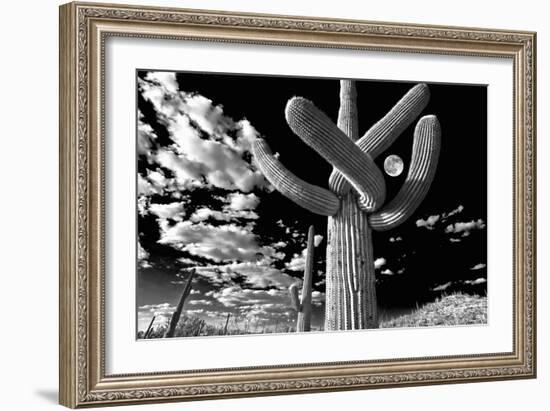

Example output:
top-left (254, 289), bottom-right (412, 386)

top-left (59, 1), bottom-right (536, 408)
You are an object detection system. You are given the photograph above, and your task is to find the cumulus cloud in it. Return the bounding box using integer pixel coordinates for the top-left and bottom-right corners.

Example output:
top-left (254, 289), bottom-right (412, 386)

top-left (285, 251), bottom-right (307, 272)
top-left (139, 302), bottom-right (176, 318)
top-left (464, 278), bottom-right (487, 285)
top-left (158, 221), bottom-right (268, 262)
top-left (138, 74), bottom-right (268, 193)
top-left (415, 206), bottom-right (486, 241)
top-left (227, 262), bottom-right (295, 289)
top-left (138, 241), bottom-right (152, 268)
top-left (191, 265), bottom-right (236, 286)
top-left (470, 263), bottom-right (487, 270)
top-left (186, 309), bottom-right (205, 314)
top-left (374, 257), bottom-right (386, 269)
top-left (444, 205), bottom-right (464, 218)
top-left (416, 214), bottom-right (440, 229)
top-left (187, 261), bottom-right (295, 289)
top-left (175, 121), bottom-right (264, 191)
top-left (381, 268), bottom-right (394, 276)
top-left (188, 299), bottom-right (213, 306)
top-left (182, 93), bottom-right (233, 136)
top-left (137, 72), bottom-right (327, 329)
top-left (211, 286), bottom-right (285, 308)
top-left (189, 208), bottom-right (232, 223)
top-left (178, 257), bottom-right (199, 266)
top-left (416, 205), bottom-right (468, 231)
top-left (389, 236), bottom-right (402, 242)
top-left (155, 148), bottom-right (204, 191)
top-left (445, 219), bottom-right (486, 237)
top-left (189, 207), bottom-right (258, 223)
top-left (226, 193), bottom-right (260, 211)
top-left (234, 119), bottom-right (260, 154)
top-left (186, 192), bottom-right (262, 224)
top-left (144, 71), bottom-right (179, 93)
top-left (149, 202), bottom-right (186, 221)
top-left (137, 195), bottom-right (150, 217)
top-left (137, 113), bottom-right (157, 159)
top-left (207, 286), bottom-right (298, 322)
top-left (138, 171), bottom-right (166, 196)
top-left (313, 235), bottom-right (324, 247)
top-left (284, 248), bottom-right (312, 272)
top-left (443, 205), bottom-right (464, 221)
top-left (432, 281), bottom-right (452, 291)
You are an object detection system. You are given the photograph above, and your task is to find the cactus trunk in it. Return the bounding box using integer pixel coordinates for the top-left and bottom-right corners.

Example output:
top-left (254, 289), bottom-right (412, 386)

top-left (324, 80), bottom-right (378, 330)
top-left (326, 192), bottom-right (377, 330)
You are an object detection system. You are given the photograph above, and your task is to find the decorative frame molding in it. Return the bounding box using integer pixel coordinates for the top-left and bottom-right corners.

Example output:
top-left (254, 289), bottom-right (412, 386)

top-left (59, 2), bottom-right (536, 408)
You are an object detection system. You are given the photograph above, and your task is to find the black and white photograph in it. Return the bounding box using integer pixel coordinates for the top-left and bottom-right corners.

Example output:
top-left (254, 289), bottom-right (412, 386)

top-left (136, 70), bottom-right (487, 339)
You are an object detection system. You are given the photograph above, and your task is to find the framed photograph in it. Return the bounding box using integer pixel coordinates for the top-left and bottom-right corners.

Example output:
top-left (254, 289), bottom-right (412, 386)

top-left (59, 2), bottom-right (536, 408)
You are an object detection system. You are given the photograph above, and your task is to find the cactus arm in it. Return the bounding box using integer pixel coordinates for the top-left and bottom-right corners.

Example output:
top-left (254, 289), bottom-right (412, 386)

top-left (369, 115), bottom-right (441, 231)
top-left (289, 283), bottom-right (301, 312)
top-left (285, 97), bottom-right (386, 212)
top-left (357, 83), bottom-right (430, 157)
top-left (329, 83), bottom-right (431, 194)
top-left (252, 139), bottom-right (340, 216)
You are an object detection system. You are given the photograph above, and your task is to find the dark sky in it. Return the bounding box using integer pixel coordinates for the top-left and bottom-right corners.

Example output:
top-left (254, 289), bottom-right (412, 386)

top-left (136, 70), bottom-right (487, 334)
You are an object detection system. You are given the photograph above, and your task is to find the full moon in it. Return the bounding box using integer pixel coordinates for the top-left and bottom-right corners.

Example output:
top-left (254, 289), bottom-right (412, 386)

top-left (384, 154), bottom-right (404, 177)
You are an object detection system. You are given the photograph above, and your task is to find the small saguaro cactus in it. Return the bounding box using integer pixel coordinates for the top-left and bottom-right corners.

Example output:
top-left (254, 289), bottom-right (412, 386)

top-left (289, 225), bottom-right (316, 332)
top-left (143, 315), bottom-right (156, 339)
top-left (223, 312), bottom-right (232, 335)
top-left (165, 268), bottom-right (196, 338)
top-left (253, 80), bottom-right (441, 331)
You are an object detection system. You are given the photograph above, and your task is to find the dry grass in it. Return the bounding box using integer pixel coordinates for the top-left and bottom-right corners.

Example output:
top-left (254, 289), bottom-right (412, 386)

top-left (380, 293), bottom-right (487, 328)
top-left (138, 315), bottom-right (294, 339)
top-left (139, 293), bottom-right (487, 338)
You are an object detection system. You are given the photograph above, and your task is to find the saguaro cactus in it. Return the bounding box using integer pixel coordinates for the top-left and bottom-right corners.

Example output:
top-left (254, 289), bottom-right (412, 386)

top-left (165, 268), bottom-right (196, 338)
top-left (253, 81), bottom-right (441, 330)
top-left (223, 312), bottom-right (232, 335)
top-left (143, 315), bottom-right (156, 339)
top-left (289, 225), bottom-right (316, 332)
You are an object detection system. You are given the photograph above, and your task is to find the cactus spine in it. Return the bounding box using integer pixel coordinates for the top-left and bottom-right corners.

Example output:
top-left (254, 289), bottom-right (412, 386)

top-left (253, 80), bottom-right (441, 330)
top-left (289, 225), bottom-right (316, 332)
top-left (165, 268), bottom-right (196, 338)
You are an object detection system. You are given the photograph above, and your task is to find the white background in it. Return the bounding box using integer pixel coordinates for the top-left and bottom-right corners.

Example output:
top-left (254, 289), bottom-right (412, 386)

top-left (0, 0), bottom-right (546, 410)
top-left (106, 38), bottom-right (513, 373)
